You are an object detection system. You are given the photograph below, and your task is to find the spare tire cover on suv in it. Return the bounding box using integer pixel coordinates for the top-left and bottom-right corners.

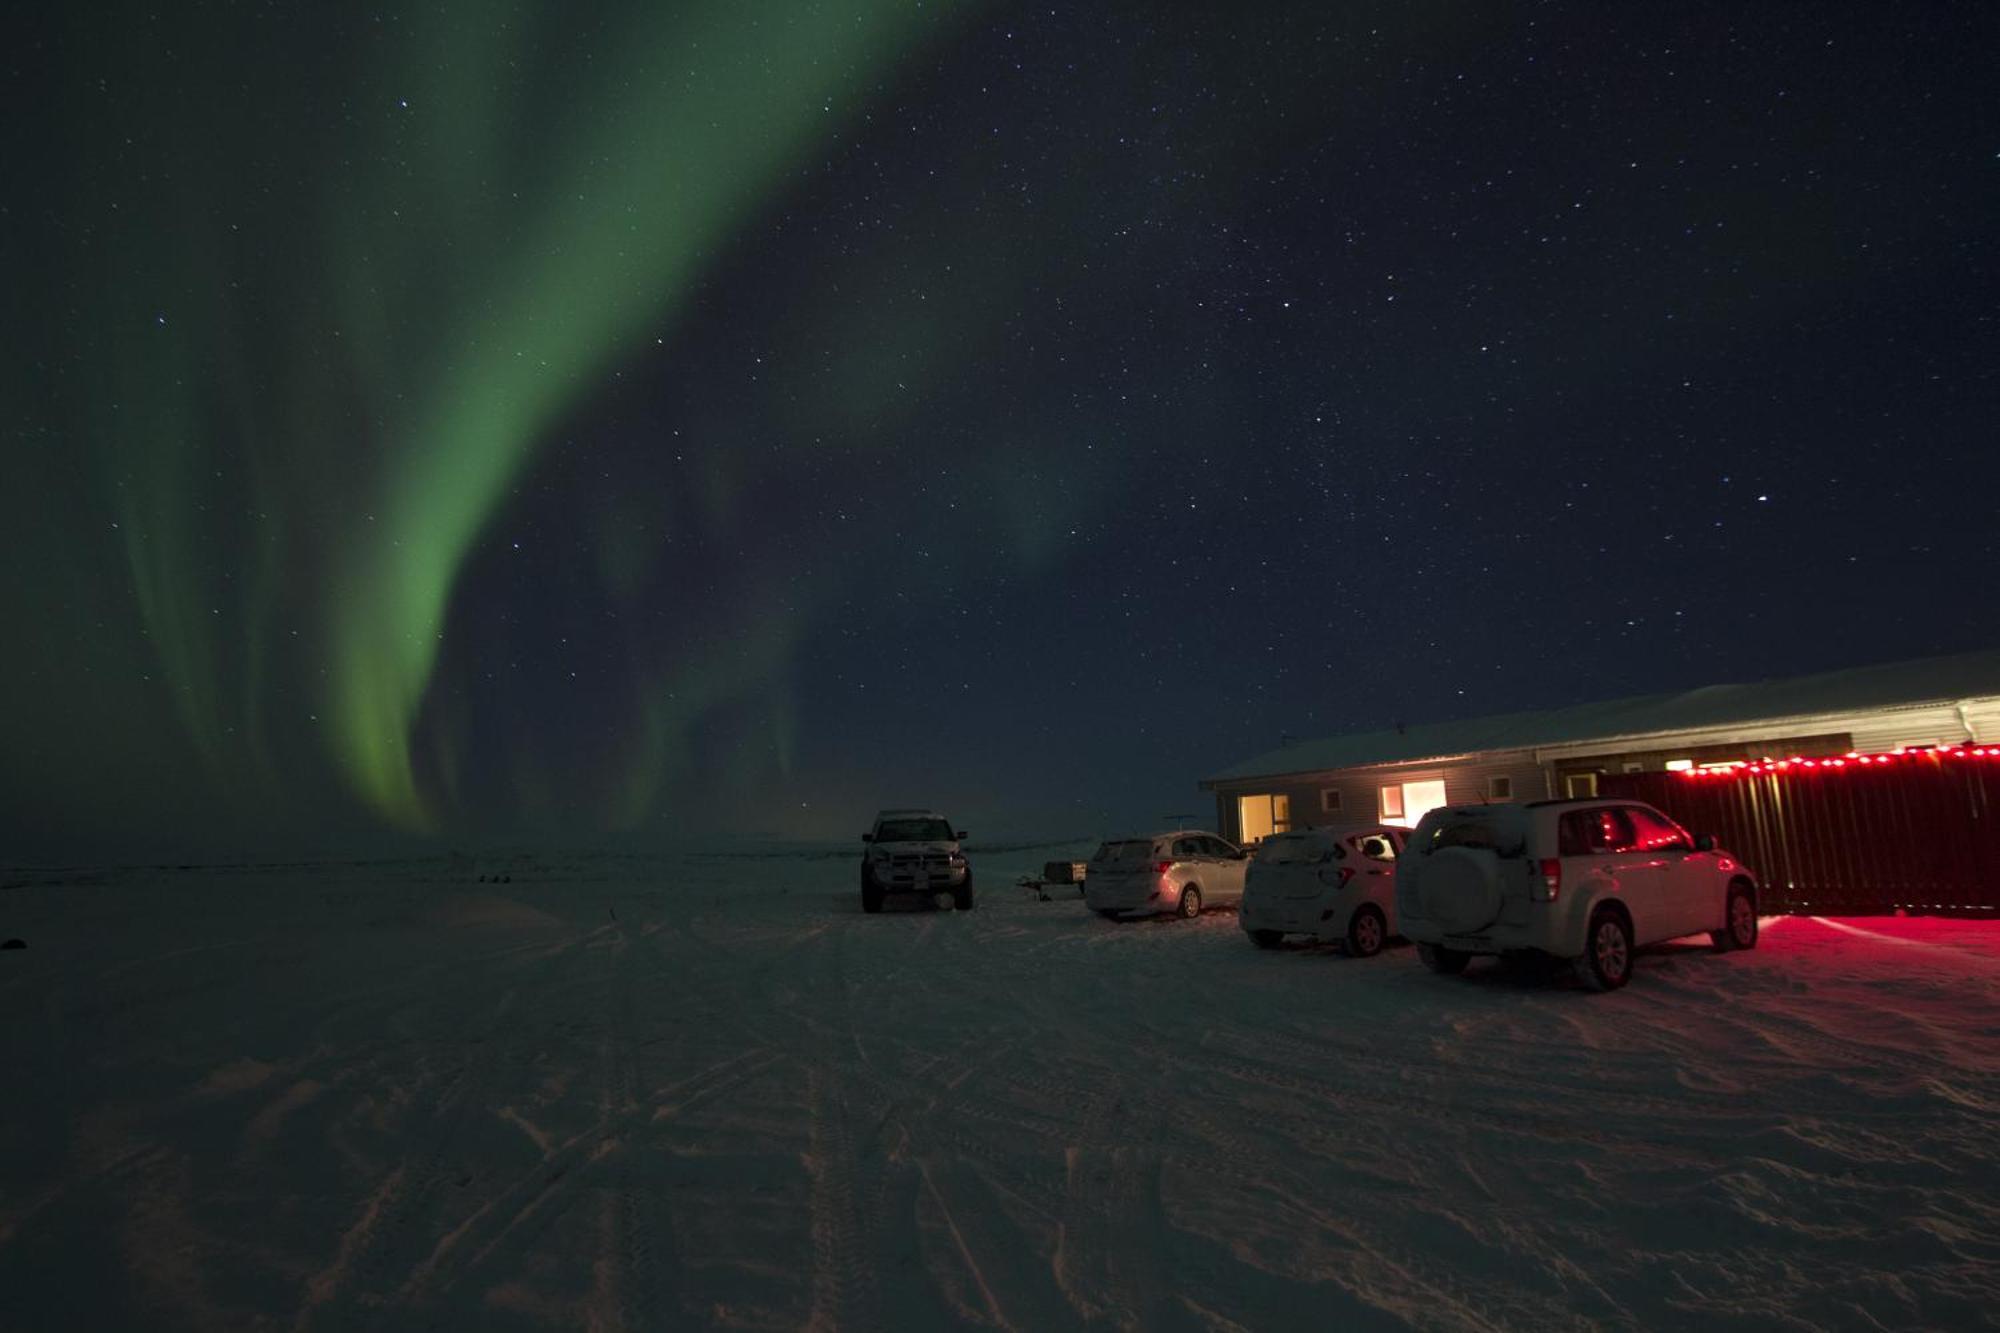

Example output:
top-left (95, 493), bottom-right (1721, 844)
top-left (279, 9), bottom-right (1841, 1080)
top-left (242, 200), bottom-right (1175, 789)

top-left (1419, 847), bottom-right (1504, 934)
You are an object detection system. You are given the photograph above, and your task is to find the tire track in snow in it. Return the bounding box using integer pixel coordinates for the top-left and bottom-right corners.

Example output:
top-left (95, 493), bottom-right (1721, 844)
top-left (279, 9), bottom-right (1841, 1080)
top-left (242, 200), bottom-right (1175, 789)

top-left (291, 1165), bottom-right (406, 1333)
top-left (804, 1060), bottom-right (881, 1332)
top-left (343, 923), bottom-right (641, 1317)
top-left (601, 910), bottom-right (672, 1333)
top-left (413, 1047), bottom-right (781, 1305)
top-left (834, 919), bottom-right (1075, 1333)
top-left (1054, 1141), bottom-right (1171, 1330)
top-left (1138, 1030), bottom-right (1528, 1333)
top-left (348, 982), bottom-right (520, 1324)
top-left (782, 902), bottom-right (1069, 1330)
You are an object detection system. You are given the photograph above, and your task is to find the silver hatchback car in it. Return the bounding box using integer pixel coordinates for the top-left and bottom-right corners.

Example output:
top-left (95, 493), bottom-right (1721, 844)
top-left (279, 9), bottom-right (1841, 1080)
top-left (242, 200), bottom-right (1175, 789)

top-left (1084, 830), bottom-right (1250, 919)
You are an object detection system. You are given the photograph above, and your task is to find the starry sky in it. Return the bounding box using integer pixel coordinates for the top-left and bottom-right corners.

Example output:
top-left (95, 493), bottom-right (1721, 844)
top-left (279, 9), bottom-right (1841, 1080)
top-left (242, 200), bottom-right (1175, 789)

top-left (3, 1), bottom-right (1996, 859)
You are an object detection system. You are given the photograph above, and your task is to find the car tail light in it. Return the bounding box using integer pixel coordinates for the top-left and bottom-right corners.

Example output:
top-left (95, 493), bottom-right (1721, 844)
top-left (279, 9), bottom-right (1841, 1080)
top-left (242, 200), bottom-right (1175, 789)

top-left (1534, 858), bottom-right (1561, 902)
top-left (1154, 861), bottom-right (1173, 875)
top-left (1337, 867), bottom-right (1355, 887)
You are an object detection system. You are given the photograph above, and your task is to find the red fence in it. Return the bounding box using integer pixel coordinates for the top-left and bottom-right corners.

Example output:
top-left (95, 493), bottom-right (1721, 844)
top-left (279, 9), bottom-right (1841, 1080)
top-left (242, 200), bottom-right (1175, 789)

top-left (1600, 748), bottom-right (2000, 914)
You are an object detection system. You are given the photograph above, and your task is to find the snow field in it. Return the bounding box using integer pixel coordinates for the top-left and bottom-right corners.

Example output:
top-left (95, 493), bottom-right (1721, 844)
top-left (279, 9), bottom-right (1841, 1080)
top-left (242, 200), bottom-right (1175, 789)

top-left (1, 846), bottom-right (1996, 1331)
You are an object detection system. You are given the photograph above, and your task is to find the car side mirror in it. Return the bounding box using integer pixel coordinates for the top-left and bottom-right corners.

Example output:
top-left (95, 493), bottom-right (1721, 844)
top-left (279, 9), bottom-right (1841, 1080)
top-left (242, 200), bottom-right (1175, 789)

top-left (955, 830), bottom-right (968, 840)
top-left (861, 834), bottom-right (873, 843)
top-left (1694, 833), bottom-right (1716, 852)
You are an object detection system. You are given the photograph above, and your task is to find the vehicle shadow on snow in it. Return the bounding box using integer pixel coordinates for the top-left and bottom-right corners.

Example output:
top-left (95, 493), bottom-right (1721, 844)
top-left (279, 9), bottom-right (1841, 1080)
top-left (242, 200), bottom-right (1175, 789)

top-left (827, 891), bottom-right (966, 916)
top-left (1256, 936), bottom-right (1412, 959)
top-left (1097, 906), bottom-right (1241, 928)
top-left (1445, 939), bottom-right (1719, 991)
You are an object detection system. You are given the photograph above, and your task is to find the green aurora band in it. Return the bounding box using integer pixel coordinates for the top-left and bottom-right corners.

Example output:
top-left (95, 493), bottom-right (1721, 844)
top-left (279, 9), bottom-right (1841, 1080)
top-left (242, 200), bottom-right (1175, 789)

top-left (333, 2), bottom-right (970, 829)
top-left (10, 1), bottom-right (970, 836)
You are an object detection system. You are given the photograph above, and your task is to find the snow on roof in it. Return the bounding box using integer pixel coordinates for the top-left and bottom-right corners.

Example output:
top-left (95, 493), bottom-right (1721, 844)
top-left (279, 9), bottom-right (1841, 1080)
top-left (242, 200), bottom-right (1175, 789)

top-left (1206, 648), bottom-right (2000, 785)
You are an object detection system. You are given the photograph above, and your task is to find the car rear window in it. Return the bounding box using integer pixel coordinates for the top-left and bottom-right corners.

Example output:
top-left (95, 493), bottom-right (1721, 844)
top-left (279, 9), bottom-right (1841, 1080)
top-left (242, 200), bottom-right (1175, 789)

top-left (1093, 840), bottom-right (1157, 866)
top-left (1413, 808), bottom-right (1527, 858)
top-left (1258, 833), bottom-right (1335, 865)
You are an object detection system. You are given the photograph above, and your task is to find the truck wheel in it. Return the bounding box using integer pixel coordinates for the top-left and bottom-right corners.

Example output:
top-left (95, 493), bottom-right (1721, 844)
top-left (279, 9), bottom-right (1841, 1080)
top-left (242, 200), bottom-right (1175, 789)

top-left (1418, 943), bottom-right (1469, 975)
top-left (1249, 929), bottom-right (1282, 949)
top-left (1346, 905), bottom-right (1386, 958)
top-left (1711, 884), bottom-right (1757, 952)
top-left (1574, 907), bottom-right (1633, 991)
top-left (953, 879), bottom-right (974, 911)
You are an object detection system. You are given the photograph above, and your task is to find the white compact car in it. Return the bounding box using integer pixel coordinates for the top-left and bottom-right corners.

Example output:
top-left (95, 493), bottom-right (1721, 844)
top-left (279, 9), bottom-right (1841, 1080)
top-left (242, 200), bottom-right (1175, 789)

top-left (860, 809), bottom-right (972, 913)
top-left (1395, 799), bottom-right (1759, 991)
top-left (1084, 830), bottom-right (1248, 919)
top-left (1239, 826), bottom-right (1407, 955)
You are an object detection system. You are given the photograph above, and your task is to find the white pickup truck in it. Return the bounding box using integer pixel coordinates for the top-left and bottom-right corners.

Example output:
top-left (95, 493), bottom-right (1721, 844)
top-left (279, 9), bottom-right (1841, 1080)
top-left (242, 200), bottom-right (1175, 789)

top-left (860, 809), bottom-right (973, 913)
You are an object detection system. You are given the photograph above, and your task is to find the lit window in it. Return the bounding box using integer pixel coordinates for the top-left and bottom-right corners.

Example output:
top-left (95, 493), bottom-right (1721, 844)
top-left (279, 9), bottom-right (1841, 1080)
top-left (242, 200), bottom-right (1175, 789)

top-left (1237, 793), bottom-right (1292, 843)
top-left (1665, 759), bottom-right (1694, 772)
top-left (1380, 779), bottom-right (1446, 829)
top-left (1565, 772), bottom-right (1599, 798)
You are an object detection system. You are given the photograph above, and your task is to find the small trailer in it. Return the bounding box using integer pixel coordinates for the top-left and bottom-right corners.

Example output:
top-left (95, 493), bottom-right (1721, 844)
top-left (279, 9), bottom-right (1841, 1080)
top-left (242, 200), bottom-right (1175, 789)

top-left (1017, 859), bottom-right (1089, 902)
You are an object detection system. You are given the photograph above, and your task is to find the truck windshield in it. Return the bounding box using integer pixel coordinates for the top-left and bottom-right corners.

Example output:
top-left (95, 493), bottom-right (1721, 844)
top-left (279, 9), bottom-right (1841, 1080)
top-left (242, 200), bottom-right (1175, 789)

top-left (875, 818), bottom-right (953, 842)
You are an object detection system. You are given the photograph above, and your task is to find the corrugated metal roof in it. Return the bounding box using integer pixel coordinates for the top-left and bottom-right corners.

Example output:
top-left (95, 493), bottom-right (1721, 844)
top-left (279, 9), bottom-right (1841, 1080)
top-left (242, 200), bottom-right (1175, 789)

top-left (1205, 648), bottom-right (2000, 785)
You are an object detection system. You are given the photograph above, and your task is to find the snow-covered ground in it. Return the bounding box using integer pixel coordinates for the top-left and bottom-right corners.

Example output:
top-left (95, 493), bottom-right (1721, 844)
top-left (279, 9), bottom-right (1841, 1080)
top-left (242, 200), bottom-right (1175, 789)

top-left (3, 844), bottom-right (1996, 1331)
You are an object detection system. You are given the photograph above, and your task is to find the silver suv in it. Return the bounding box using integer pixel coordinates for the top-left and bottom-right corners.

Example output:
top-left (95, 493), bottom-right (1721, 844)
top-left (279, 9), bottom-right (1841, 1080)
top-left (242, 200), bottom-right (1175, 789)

top-left (861, 810), bottom-right (972, 913)
top-left (1394, 799), bottom-right (1759, 990)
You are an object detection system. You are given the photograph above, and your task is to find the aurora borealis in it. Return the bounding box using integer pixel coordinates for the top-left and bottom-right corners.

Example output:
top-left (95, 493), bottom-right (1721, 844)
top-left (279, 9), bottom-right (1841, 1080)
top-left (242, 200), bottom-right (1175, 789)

top-left (4, 2), bottom-right (1996, 857)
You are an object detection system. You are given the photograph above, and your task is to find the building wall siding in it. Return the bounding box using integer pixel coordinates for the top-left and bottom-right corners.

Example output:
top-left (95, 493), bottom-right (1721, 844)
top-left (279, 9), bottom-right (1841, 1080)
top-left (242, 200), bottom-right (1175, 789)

top-left (1211, 753), bottom-right (1549, 841)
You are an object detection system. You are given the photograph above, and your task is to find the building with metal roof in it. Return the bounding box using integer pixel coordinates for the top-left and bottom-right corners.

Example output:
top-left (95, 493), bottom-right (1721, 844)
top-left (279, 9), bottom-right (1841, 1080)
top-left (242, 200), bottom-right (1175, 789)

top-left (1201, 649), bottom-right (2000, 844)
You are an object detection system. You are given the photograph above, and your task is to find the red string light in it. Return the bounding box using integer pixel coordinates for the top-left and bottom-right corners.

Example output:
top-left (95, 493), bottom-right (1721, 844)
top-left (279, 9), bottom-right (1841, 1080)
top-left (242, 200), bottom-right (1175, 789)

top-left (1674, 744), bottom-right (2000, 779)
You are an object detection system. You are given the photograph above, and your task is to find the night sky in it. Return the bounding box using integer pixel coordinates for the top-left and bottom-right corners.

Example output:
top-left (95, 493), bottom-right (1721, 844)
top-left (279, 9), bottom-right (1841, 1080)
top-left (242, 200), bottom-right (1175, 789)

top-left (4, 1), bottom-right (1996, 858)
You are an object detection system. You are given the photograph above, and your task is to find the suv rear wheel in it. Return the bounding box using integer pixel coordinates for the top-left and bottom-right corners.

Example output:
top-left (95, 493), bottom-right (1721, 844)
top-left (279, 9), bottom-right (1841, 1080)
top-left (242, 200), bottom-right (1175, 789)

top-left (1417, 943), bottom-right (1469, 975)
top-left (953, 875), bottom-right (975, 911)
top-left (1711, 884), bottom-right (1757, 951)
top-left (1249, 929), bottom-right (1282, 949)
top-left (1575, 907), bottom-right (1633, 991)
